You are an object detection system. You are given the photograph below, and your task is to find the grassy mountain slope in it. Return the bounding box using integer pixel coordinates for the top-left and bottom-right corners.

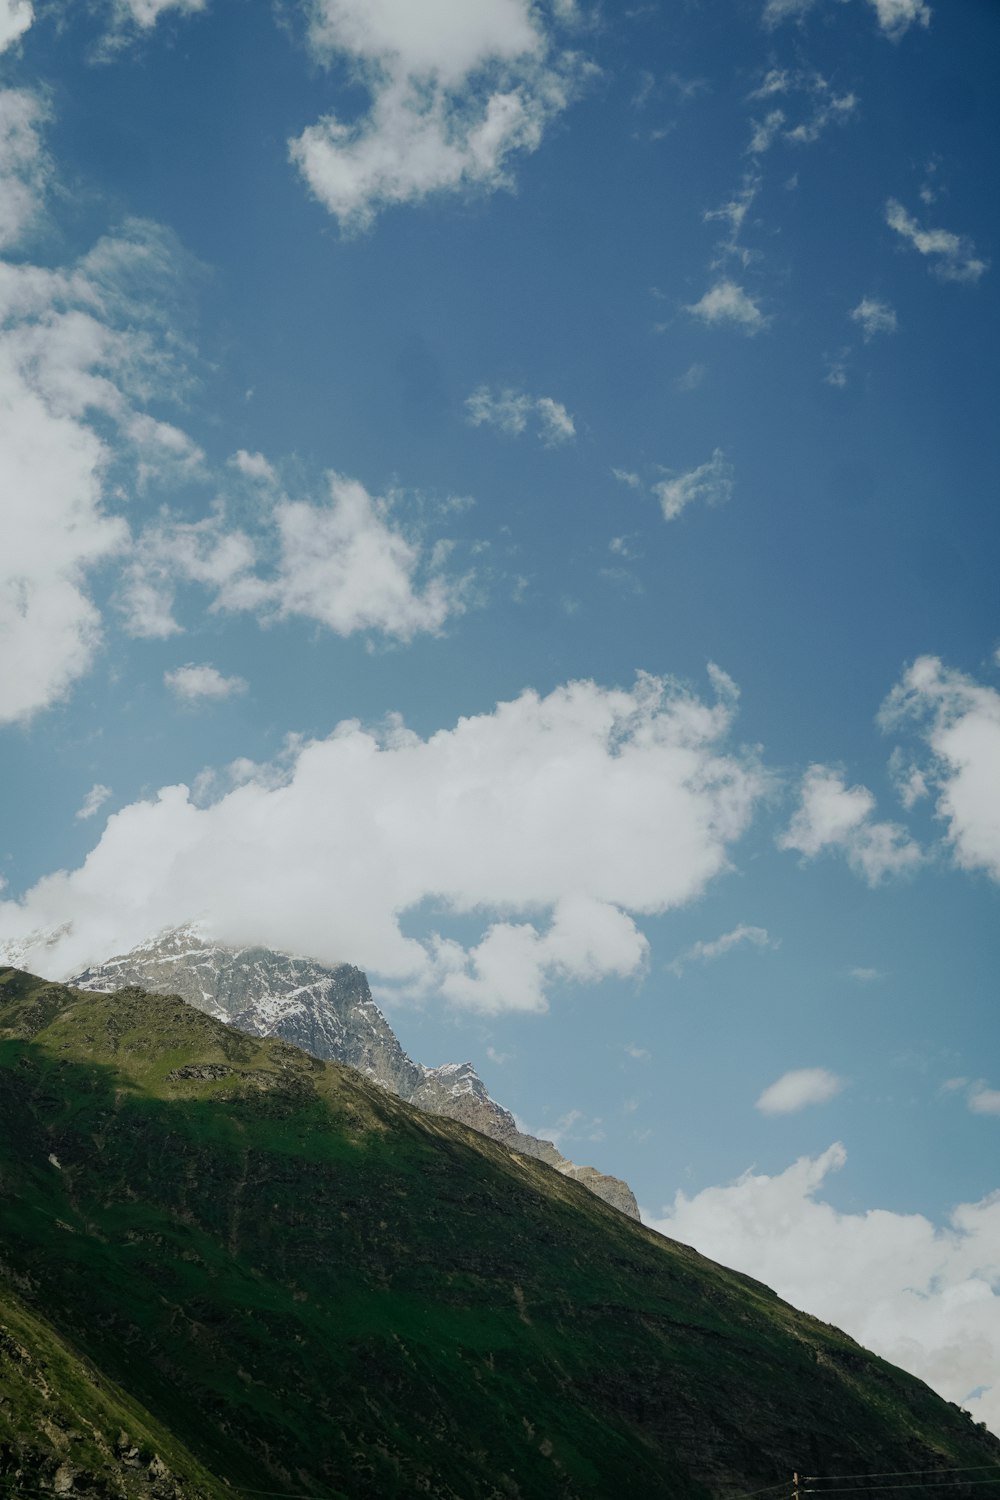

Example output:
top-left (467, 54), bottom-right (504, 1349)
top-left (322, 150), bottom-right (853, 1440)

top-left (1, 966), bottom-right (998, 1499)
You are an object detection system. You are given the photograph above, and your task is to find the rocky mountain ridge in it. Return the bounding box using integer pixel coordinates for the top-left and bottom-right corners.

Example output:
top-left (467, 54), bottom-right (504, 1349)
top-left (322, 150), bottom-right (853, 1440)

top-left (71, 924), bottom-right (639, 1218)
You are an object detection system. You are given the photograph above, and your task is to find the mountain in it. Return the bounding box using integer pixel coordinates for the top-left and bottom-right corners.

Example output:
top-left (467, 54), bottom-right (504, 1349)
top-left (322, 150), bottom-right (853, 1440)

top-left (3, 965), bottom-right (1000, 1499)
top-left (71, 926), bottom-right (639, 1218)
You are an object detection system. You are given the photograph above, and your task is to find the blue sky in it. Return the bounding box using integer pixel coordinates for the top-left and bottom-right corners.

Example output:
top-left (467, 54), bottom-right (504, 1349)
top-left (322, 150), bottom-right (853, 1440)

top-left (0, 0), bottom-right (998, 1429)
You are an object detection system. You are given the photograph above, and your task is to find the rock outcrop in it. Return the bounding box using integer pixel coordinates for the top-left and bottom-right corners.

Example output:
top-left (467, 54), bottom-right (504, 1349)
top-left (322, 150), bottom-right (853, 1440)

top-left (73, 925), bottom-right (639, 1218)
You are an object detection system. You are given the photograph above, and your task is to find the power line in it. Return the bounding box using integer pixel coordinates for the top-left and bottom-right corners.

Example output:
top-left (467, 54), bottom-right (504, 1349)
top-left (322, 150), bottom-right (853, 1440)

top-left (809, 1468), bottom-right (1000, 1484)
top-left (804, 1481), bottom-right (1000, 1495)
top-left (736, 1468), bottom-right (1000, 1499)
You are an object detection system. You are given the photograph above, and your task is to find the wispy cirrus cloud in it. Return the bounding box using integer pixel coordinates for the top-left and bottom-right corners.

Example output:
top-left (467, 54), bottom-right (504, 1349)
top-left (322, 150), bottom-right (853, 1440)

top-left (763, 0), bottom-right (930, 41)
top-left (612, 452), bottom-right (735, 525)
top-left (670, 923), bottom-right (777, 976)
top-left (652, 450), bottom-right (734, 522)
top-left (76, 784), bottom-right (112, 821)
top-left (850, 296), bottom-right (898, 340)
top-left (747, 71), bottom-right (857, 154)
top-left (465, 384), bottom-right (576, 445)
top-left (885, 199), bottom-right (988, 283)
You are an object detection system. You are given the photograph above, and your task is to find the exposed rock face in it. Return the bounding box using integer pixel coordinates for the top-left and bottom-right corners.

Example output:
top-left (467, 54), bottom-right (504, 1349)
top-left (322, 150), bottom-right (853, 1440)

top-left (72, 926), bottom-right (639, 1218)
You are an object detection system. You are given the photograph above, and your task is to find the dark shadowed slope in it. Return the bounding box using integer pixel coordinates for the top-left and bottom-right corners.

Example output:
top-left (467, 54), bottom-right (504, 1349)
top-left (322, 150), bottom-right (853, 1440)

top-left (72, 926), bottom-right (639, 1216)
top-left (1, 966), bottom-right (998, 1500)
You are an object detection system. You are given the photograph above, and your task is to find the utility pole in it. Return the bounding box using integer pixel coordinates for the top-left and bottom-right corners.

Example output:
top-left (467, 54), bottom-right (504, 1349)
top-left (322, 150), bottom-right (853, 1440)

top-left (792, 1473), bottom-right (802, 1500)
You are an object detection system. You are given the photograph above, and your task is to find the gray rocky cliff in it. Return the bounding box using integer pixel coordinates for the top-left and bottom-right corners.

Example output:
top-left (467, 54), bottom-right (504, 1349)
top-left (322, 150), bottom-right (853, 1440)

top-left (72, 925), bottom-right (639, 1219)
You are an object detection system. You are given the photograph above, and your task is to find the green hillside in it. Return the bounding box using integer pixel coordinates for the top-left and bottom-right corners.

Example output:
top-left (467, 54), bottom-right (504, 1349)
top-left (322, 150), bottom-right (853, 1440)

top-left (1, 966), bottom-right (997, 1499)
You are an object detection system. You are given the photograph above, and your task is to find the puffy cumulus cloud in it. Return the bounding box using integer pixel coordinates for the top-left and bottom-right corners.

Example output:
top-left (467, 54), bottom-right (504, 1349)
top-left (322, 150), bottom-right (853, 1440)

top-left (778, 764), bottom-right (923, 884)
top-left (880, 657), bottom-right (1000, 883)
top-left (0, 669), bottom-right (767, 1010)
top-left (0, 108), bottom-right (196, 725)
top-left (120, 473), bottom-right (470, 643)
top-left (265, 477), bottom-right (468, 638)
top-left (756, 1066), bottom-right (845, 1114)
top-left (164, 663), bottom-right (248, 703)
top-left (670, 923), bottom-right (776, 976)
top-left (850, 296), bottom-right (898, 340)
top-left (886, 200), bottom-right (988, 284)
top-left (648, 1144), bottom-right (1000, 1435)
top-left (290, 0), bottom-right (588, 231)
top-left (653, 449), bottom-right (733, 523)
top-left (465, 384), bottom-right (576, 446)
top-left (686, 280), bottom-right (767, 335)
top-left (0, 0), bottom-right (32, 54)
top-left (868, 0), bottom-right (931, 39)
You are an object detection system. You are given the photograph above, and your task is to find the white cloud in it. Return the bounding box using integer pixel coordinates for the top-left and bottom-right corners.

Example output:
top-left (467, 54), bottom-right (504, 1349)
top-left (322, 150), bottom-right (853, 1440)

top-left (868, 0), bottom-right (931, 39)
top-left (106, 0), bottom-right (206, 32)
top-left (289, 0), bottom-right (587, 231)
top-left (228, 449), bottom-right (278, 485)
top-left (748, 73), bottom-right (857, 152)
top-left (76, 784), bottom-right (112, 821)
top-left (674, 363), bottom-right (706, 393)
top-left (165, 663), bottom-right (248, 702)
top-left (686, 280), bottom-right (767, 334)
top-left (0, 187), bottom-right (196, 721)
top-left (849, 966), bottom-right (886, 982)
top-left (649, 1143), bottom-right (1000, 1435)
top-left (0, 1), bottom-right (32, 54)
top-left (0, 90), bottom-right (48, 251)
top-left (465, 385), bottom-right (575, 446)
top-left (784, 88), bottom-right (857, 145)
top-left (118, 507), bottom-right (257, 639)
top-left (880, 657), bottom-right (1000, 883)
top-left (266, 477), bottom-right (469, 638)
top-left (705, 176), bottom-right (759, 256)
top-left (850, 296), bottom-right (898, 340)
top-left (756, 1066), bottom-right (846, 1114)
top-left (670, 923), bottom-right (776, 976)
top-left (121, 473), bottom-right (469, 643)
top-left (762, 0), bottom-right (814, 21)
top-left (823, 350), bottom-right (850, 388)
top-left (652, 449), bottom-right (734, 522)
top-left (747, 110), bottom-right (785, 155)
top-left (778, 764), bottom-right (923, 884)
top-left (0, 670), bottom-right (766, 1011)
top-left (886, 200), bottom-right (988, 284)
top-left (969, 1087), bottom-right (1000, 1118)
top-left (763, 0), bottom-right (930, 38)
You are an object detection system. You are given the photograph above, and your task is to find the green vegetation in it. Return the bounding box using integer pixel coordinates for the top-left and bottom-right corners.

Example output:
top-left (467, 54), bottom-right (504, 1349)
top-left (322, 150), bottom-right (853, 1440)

top-left (1, 966), bottom-right (998, 1498)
